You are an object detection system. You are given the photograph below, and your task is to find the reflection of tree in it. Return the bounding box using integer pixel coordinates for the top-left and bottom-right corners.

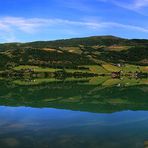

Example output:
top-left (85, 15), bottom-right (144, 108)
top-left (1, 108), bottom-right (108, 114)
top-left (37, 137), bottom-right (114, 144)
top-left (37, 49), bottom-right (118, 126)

top-left (0, 79), bottom-right (147, 113)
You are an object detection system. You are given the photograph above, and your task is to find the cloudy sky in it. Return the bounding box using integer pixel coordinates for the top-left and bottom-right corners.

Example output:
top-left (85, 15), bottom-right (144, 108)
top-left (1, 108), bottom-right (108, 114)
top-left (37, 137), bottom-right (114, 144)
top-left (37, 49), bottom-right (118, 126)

top-left (0, 0), bottom-right (148, 42)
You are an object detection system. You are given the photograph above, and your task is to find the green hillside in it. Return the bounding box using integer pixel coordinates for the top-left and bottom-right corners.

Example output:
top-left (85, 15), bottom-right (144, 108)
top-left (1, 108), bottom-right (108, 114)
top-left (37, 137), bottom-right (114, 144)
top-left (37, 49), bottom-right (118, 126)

top-left (0, 35), bottom-right (148, 76)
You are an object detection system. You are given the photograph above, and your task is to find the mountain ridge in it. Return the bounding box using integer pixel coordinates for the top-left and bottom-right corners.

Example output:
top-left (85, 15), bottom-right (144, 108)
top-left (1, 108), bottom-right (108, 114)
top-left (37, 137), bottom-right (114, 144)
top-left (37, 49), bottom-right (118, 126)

top-left (1, 35), bottom-right (148, 48)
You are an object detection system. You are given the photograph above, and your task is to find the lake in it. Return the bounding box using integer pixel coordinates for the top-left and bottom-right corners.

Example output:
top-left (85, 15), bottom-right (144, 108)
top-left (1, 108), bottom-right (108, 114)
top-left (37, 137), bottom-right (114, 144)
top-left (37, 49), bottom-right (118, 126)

top-left (0, 77), bottom-right (148, 148)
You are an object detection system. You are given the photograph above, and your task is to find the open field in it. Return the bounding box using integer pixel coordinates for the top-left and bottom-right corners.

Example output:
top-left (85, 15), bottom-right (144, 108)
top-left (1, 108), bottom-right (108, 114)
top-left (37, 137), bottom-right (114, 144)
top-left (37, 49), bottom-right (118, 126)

top-left (102, 64), bottom-right (121, 72)
top-left (13, 65), bottom-right (108, 75)
top-left (106, 45), bottom-right (132, 51)
top-left (13, 65), bottom-right (59, 72)
top-left (13, 64), bottom-right (148, 76)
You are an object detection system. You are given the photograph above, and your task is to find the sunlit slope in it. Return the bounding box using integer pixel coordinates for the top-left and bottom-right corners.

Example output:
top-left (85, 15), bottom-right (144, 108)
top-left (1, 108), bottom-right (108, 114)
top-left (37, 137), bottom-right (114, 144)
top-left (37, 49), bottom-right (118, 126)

top-left (0, 35), bottom-right (148, 71)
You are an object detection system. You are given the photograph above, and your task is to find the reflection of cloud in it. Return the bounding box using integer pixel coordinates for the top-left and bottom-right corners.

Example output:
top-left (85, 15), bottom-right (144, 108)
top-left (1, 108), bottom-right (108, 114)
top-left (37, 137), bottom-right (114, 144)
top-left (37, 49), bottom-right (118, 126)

top-left (1, 138), bottom-right (20, 147)
top-left (7, 123), bottom-right (26, 129)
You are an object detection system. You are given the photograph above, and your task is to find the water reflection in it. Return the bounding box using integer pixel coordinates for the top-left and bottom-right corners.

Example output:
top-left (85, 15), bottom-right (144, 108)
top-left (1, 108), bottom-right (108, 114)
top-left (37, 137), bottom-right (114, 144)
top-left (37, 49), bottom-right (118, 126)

top-left (0, 77), bottom-right (147, 113)
top-left (0, 77), bottom-right (147, 148)
top-left (0, 107), bottom-right (148, 148)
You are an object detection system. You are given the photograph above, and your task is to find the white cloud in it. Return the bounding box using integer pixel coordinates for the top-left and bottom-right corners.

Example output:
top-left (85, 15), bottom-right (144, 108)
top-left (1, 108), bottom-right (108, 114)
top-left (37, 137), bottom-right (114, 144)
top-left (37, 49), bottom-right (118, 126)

top-left (103, 22), bottom-right (148, 33)
top-left (0, 17), bottom-right (103, 33)
top-left (0, 16), bottom-right (148, 42)
top-left (109, 0), bottom-right (148, 13)
top-left (132, 0), bottom-right (148, 9)
top-left (1, 17), bottom-right (48, 33)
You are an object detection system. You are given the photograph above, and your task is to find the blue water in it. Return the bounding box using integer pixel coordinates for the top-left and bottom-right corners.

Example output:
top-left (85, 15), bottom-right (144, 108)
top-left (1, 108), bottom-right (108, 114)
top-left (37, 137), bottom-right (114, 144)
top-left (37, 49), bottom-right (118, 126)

top-left (0, 79), bottom-right (148, 148)
top-left (0, 106), bottom-right (148, 148)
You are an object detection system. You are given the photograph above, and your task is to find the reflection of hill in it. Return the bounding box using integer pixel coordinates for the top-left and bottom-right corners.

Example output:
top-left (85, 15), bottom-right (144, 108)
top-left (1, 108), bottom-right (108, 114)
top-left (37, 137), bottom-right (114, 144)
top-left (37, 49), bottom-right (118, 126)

top-left (0, 78), bottom-right (148, 113)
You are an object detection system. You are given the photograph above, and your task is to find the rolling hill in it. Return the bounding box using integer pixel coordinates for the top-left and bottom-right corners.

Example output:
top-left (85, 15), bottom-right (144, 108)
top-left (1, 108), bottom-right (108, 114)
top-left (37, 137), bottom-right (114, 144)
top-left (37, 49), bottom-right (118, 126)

top-left (0, 35), bottom-right (148, 76)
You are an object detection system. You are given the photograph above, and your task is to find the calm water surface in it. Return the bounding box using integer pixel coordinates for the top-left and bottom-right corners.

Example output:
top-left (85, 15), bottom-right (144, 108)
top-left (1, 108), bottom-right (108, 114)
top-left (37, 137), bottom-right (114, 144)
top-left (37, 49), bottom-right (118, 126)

top-left (0, 78), bottom-right (148, 148)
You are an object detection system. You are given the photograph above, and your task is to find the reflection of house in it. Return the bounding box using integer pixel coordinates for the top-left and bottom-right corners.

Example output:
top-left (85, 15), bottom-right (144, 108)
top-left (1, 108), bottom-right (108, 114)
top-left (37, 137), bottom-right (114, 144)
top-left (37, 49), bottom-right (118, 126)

top-left (111, 71), bottom-right (121, 78)
top-left (144, 141), bottom-right (148, 148)
top-left (137, 72), bottom-right (148, 78)
top-left (20, 68), bottom-right (33, 73)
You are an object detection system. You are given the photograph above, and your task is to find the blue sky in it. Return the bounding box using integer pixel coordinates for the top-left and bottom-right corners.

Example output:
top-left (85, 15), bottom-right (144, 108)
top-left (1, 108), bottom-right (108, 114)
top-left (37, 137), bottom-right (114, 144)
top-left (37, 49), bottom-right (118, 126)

top-left (0, 0), bottom-right (148, 42)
